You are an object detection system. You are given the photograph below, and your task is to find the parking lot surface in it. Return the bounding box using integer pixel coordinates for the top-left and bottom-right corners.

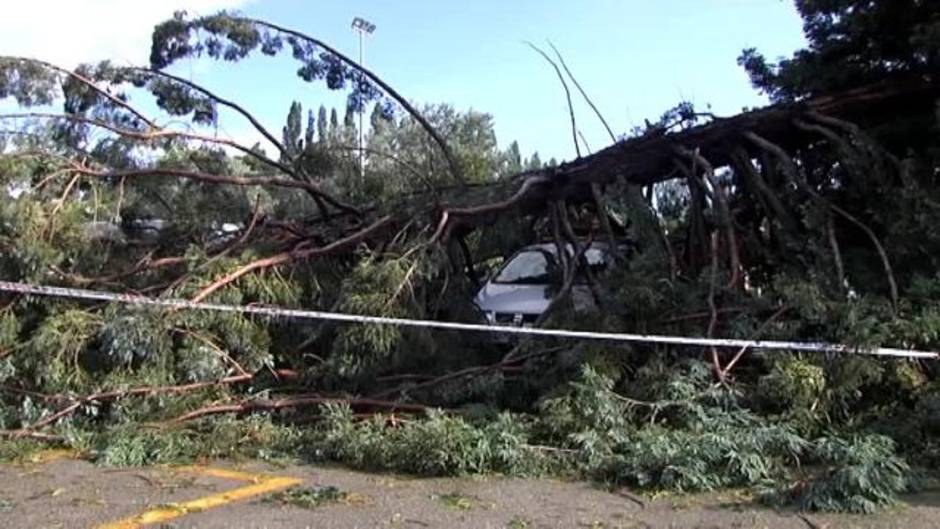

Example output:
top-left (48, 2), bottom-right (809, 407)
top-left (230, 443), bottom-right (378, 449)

top-left (2, 452), bottom-right (939, 528)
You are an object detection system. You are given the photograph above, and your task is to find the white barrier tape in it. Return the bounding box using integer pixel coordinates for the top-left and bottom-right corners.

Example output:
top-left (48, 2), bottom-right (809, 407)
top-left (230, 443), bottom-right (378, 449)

top-left (0, 280), bottom-right (936, 359)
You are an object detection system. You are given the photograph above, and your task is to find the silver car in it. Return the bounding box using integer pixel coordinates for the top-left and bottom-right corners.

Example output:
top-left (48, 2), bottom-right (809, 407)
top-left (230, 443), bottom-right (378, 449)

top-left (474, 242), bottom-right (616, 332)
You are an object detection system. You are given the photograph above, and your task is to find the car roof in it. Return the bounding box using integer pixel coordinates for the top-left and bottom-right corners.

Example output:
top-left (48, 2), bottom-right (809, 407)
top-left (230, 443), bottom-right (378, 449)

top-left (517, 241), bottom-right (626, 253)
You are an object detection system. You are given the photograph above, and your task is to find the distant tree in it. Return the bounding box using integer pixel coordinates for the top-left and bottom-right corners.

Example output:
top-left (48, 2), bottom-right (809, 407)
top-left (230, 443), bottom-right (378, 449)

top-left (363, 103), bottom-right (502, 196)
top-left (524, 152), bottom-right (542, 171)
top-left (305, 109), bottom-right (315, 146)
top-left (330, 108), bottom-right (339, 132)
top-left (281, 101), bottom-right (303, 159)
top-left (370, 102), bottom-right (390, 133)
top-left (317, 105), bottom-right (328, 142)
top-left (500, 140), bottom-right (522, 177)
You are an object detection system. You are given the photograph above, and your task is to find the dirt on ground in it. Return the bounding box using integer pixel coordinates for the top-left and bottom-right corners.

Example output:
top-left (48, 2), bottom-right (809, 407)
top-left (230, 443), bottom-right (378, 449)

top-left (0, 455), bottom-right (938, 528)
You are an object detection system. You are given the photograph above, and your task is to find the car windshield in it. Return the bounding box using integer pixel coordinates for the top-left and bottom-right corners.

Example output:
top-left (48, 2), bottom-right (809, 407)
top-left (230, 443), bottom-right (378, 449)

top-left (493, 247), bottom-right (609, 285)
top-left (494, 250), bottom-right (556, 284)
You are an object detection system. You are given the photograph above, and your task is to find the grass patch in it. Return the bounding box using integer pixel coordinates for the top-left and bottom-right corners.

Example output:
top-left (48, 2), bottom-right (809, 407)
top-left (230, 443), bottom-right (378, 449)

top-left (0, 439), bottom-right (48, 463)
top-left (434, 491), bottom-right (476, 511)
top-left (263, 485), bottom-right (351, 509)
top-left (0, 497), bottom-right (14, 513)
top-left (507, 515), bottom-right (532, 528)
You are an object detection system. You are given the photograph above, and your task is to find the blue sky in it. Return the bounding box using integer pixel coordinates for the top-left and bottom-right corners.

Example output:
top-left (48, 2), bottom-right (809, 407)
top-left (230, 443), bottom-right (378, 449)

top-left (2, 1), bottom-right (807, 162)
top-left (184, 0), bottom-right (808, 161)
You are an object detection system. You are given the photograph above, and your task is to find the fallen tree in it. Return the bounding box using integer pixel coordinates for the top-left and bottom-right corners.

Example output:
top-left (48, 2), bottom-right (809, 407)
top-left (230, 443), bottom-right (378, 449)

top-left (1, 2), bottom-right (939, 514)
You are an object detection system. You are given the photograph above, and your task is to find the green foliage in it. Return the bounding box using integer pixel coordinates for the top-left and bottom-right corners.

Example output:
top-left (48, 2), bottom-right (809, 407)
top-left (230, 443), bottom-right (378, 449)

top-left (87, 415), bottom-right (306, 467)
top-left (788, 435), bottom-right (909, 514)
top-left (317, 403), bottom-right (541, 477)
top-left (541, 365), bottom-right (807, 493)
top-left (759, 357), bottom-right (826, 412)
top-left (150, 12), bottom-right (386, 113)
top-left (0, 57), bottom-right (58, 106)
top-left (604, 423), bottom-right (805, 493)
top-left (538, 365), bottom-right (632, 466)
top-left (97, 307), bottom-right (174, 368)
top-left (22, 308), bottom-right (100, 391)
top-left (0, 310), bottom-right (18, 351)
top-left (0, 190), bottom-right (89, 282)
top-left (739, 1), bottom-right (940, 101)
top-left (330, 256), bottom-right (415, 375)
top-left (0, 438), bottom-right (48, 463)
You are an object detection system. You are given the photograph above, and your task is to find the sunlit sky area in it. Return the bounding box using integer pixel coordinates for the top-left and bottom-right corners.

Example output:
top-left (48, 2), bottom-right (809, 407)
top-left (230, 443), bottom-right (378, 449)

top-left (0, 0), bottom-right (807, 161)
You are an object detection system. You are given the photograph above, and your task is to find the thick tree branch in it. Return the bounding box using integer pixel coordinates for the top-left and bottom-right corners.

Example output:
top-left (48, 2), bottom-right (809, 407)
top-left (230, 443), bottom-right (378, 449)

top-left (424, 79), bottom-right (936, 244)
top-left (190, 215), bottom-right (394, 302)
top-left (167, 395), bottom-right (430, 424)
top-left (0, 112), bottom-right (334, 209)
top-left (72, 166), bottom-right (359, 214)
top-left (430, 174), bottom-right (551, 243)
top-left (129, 67), bottom-right (288, 159)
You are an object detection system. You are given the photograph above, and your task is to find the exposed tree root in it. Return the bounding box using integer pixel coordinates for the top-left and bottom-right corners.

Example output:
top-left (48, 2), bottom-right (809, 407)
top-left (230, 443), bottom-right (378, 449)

top-left (677, 147), bottom-right (742, 289)
top-left (744, 131), bottom-right (899, 306)
top-left (729, 147), bottom-right (797, 235)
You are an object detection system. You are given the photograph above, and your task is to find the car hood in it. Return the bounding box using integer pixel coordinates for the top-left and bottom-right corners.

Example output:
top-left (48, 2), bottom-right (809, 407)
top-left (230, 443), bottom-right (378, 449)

top-left (474, 283), bottom-right (552, 315)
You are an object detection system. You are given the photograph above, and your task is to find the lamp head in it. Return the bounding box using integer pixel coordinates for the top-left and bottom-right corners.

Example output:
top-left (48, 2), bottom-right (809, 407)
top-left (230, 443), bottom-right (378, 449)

top-left (351, 17), bottom-right (376, 33)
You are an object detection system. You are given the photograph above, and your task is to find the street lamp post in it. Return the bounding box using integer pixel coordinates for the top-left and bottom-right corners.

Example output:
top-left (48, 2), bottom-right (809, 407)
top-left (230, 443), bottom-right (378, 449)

top-left (351, 17), bottom-right (376, 178)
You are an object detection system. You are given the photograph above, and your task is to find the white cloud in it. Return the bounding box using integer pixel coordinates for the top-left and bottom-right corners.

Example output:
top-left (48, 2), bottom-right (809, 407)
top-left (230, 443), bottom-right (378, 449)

top-left (0, 0), bottom-right (251, 67)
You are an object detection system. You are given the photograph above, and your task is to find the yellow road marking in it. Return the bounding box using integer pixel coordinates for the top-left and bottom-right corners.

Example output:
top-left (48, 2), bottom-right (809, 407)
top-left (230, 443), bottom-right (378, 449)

top-left (96, 466), bottom-right (302, 529)
top-left (171, 465), bottom-right (270, 483)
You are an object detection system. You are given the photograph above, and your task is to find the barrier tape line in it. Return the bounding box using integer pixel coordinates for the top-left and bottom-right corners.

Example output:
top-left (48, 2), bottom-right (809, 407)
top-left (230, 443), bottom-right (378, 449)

top-left (0, 280), bottom-right (936, 359)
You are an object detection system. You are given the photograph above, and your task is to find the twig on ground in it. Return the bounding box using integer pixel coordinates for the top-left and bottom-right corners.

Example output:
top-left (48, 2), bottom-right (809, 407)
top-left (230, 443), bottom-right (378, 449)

top-left (164, 396), bottom-right (430, 424)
